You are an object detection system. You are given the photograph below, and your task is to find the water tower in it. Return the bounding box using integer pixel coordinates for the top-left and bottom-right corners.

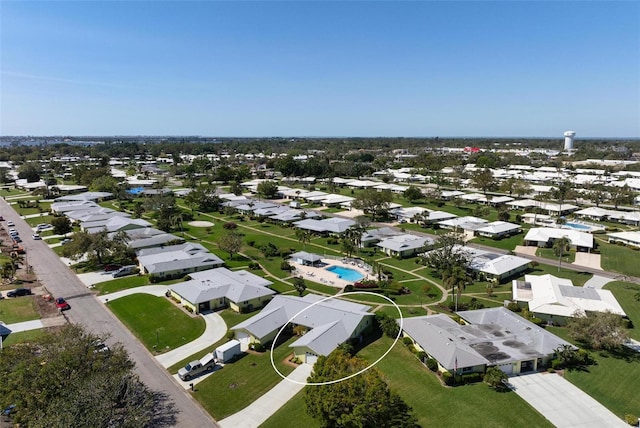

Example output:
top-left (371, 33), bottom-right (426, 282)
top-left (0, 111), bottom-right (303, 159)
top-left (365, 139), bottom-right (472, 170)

top-left (563, 131), bottom-right (576, 151)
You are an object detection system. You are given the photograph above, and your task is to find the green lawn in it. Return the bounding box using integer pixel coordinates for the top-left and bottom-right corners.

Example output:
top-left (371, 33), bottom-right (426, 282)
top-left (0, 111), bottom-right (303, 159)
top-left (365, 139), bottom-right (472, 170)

top-left (516, 264), bottom-right (592, 286)
top-left (470, 232), bottom-right (526, 251)
top-left (604, 281), bottom-right (640, 341)
top-left (262, 336), bottom-right (553, 428)
top-left (1, 328), bottom-right (47, 346)
top-left (108, 294), bottom-right (205, 354)
top-left (536, 248), bottom-right (576, 264)
top-left (599, 241), bottom-right (640, 277)
top-left (546, 326), bottom-right (640, 419)
top-left (93, 275), bottom-right (150, 295)
top-left (193, 336), bottom-right (298, 420)
top-left (0, 296), bottom-right (39, 323)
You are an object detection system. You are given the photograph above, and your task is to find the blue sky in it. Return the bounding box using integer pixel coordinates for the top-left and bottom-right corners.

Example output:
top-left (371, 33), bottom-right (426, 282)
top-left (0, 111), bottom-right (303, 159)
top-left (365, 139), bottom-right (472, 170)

top-left (1, 1), bottom-right (639, 137)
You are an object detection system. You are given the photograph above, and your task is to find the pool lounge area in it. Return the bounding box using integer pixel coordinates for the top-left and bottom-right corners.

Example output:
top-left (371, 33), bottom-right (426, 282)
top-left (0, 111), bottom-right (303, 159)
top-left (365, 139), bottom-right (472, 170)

top-left (561, 221), bottom-right (606, 233)
top-left (289, 252), bottom-right (371, 289)
top-left (326, 265), bottom-right (364, 282)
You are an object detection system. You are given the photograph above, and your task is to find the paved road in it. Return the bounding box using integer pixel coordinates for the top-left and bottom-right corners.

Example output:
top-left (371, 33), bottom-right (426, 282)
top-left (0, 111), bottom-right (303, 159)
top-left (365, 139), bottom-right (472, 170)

top-left (0, 199), bottom-right (218, 428)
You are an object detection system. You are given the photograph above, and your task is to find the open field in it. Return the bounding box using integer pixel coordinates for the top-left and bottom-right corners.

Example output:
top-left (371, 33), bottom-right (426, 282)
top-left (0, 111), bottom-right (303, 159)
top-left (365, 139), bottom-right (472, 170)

top-left (0, 296), bottom-right (39, 323)
top-left (599, 241), bottom-right (640, 278)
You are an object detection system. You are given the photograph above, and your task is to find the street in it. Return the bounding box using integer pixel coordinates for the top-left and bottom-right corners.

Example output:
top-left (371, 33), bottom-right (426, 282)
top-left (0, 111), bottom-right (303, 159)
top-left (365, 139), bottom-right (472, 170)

top-left (0, 199), bottom-right (217, 428)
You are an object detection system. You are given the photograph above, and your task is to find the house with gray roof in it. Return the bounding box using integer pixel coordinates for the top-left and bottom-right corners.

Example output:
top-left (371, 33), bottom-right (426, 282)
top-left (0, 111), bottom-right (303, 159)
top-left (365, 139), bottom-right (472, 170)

top-left (376, 234), bottom-right (433, 258)
top-left (68, 209), bottom-right (130, 223)
top-left (82, 216), bottom-right (152, 234)
top-left (51, 200), bottom-right (101, 214)
top-left (232, 294), bottom-right (374, 363)
top-left (475, 221), bottom-right (521, 239)
top-left (55, 191), bottom-right (113, 202)
top-left (169, 267), bottom-right (275, 314)
top-left (137, 243), bottom-right (224, 280)
top-left (399, 307), bottom-right (573, 376)
top-left (293, 217), bottom-right (356, 235)
top-left (360, 227), bottom-right (403, 247)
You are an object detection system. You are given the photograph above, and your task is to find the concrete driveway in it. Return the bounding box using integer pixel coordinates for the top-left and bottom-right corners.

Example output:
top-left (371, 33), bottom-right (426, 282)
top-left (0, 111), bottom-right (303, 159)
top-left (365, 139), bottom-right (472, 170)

top-left (218, 363), bottom-right (313, 428)
top-left (507, 373), bottom-right (627, 428)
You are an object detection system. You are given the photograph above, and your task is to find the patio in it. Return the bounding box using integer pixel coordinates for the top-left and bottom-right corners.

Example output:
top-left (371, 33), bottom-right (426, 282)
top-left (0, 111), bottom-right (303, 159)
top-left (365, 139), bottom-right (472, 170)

top-left (291, 257), bottom-right (372, 290)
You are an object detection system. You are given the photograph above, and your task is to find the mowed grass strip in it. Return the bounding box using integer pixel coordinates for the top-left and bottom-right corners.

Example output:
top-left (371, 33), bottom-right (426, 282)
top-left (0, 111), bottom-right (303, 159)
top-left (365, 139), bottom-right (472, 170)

top-left (192, 336), bottom-right (297, 420)
top-left (605, 281), bottom-right (640, 341)
top-left (356, 336), bottom-right (554, 428)
top-left (599, 241), bottom-right (640, 277)
top-left (108, 294), bottom-right (204, 353)
top-left (94, 275), bottom-right (150, 295)
top-left (0, 296), bottom-right (40, 323)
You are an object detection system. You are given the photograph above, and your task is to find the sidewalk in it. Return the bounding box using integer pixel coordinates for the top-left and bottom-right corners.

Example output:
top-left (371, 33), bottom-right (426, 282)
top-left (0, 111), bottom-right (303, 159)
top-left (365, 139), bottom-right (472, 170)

top-left (218, 363), bottom-right (313, 428)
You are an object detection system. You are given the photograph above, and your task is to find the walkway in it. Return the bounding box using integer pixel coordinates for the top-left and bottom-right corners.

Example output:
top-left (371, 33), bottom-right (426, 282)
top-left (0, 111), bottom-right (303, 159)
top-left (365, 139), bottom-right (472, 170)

top-left (573, 252), bottom-right (602, 271)
top-left (218, 363), bottom-right (313, 428)
top-left (156, 311), bottom-right (227, 368)
top-left (508, 373), bottom-right (627, 428)
top-left (97, 285), bottom-right (168, 302)
top-left (2, 317), bottom-right (67, 334)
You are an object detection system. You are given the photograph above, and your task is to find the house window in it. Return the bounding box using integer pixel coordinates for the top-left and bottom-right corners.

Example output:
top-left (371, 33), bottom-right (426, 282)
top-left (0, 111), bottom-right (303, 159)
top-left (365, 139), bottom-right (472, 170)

top-left (462, 367), bottom-right (472, 373)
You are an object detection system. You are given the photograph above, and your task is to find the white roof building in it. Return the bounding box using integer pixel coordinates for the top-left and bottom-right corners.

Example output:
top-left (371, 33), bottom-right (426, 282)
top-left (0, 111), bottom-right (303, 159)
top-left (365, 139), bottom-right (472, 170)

top-left (523, 227), bottom-right (594, 250)
top-left (513, 274), bottom-right (626, 319)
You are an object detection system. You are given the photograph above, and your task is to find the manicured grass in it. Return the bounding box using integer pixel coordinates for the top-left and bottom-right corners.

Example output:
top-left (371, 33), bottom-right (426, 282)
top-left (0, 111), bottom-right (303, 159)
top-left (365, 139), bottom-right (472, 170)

top-left (263, 336), bottom-right (553, 428)
top-left (470, 232), bottom-right (526, 251)
top-left (168, 308), bottom-right (257, 373)
top-left (375, 304), bottom-right (429, 318)
top-left (516, 264), bottom-right (592, 286)
top-left (546, 326), bottom-right (640, 419)
top-left (93, 275), bottom-right (150, 295)
top-left (192, 336), bottom-right (297, 420)
top-left (599, 241), bottom-right (640, 277)
top-left (303, 281), bottom-right (341, 295)
top-left (1, 328), bottom-right (47, 346)
top-left (604, 281), bottom-right (640, 341)
top-left (108, 294), bottom-right (205, 353)
top-left (260, 391), bottom-right (320, 428)
top-left (0, 296), bottom-right (39, 323)
top-left (536, 247), bottom-right (576, 264)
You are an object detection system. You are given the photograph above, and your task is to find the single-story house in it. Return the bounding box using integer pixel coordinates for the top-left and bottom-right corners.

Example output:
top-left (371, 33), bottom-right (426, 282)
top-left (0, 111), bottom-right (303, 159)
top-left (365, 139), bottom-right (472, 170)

top-left (475, 221), bottom-right (521, 239)
top-left (360, 227), bottom-right (404, 247)
top-left (377, 234), bottom-right (434, 258)
top-left (293, 217), bottom-right (356, 235)
top-left (506, 199), bottom-right (579, 216)
top-left (82, 216), bottom-right (152, 234)
top-left (512, 274), bottom-right (626, 325)
top-left (438, 216), bottom-right (488, 231)
top-left (468, 252), bottom-right (531, 283)
top-left (137, 243), bottom-right (225, 280)
top-left (399, 307), bottom-right (574, 375)
top-left (50, 200), bottom-right (101, 215)
top-left (54, 191), bottom-right (113, 202)
top-left (232, 294), bottom-right (374, 363)
top-left (169, 267), bottom-right (275, 314)
top-left (523, 228), bottom-right (594, 252)
top-left (607, 231), bottom-right (640, 249)
top-left (68, 209), bottom-right (130, 223)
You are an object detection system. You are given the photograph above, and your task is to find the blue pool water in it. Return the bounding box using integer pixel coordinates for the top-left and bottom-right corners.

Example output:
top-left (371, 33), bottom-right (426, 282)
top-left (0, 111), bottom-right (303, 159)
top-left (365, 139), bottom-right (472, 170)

top-left (326, 265), bottom-right (364, 282)
top-left (127, 187), bottom-right (145, 195)
top-left (564, 222), bottom-right (590, 230)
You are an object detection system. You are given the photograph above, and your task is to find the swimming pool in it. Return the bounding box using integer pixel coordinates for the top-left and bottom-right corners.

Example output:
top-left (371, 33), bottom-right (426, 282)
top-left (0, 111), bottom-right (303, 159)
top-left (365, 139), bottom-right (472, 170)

top-left (326, 265), bottom-right (364, 282)
top-left (564, 222), bottom-right (590, 230)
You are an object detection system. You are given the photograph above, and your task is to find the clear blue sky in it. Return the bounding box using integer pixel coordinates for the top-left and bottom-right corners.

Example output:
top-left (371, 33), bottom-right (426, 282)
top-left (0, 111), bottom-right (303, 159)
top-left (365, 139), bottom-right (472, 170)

top-left (1, 1), bottom-right (639, 138)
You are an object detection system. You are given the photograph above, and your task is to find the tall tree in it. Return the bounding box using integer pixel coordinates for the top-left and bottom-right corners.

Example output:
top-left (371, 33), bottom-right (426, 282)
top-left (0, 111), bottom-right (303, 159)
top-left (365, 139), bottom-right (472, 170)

top-left (256, 180), bottom-right (279, 199)
top-left (305, 349), bottom-right (418, 428)
top-left (351, 189), bottom-right (393, 221)
top-left (472, 169), bottom-right (496, 195)
top-left (0, 324), bottom-right (175, 427)
top-left (552, 236), bottom-right (570, 271)
top-left (218, 231), bottom-right (243, 259)
top-left (403, 186), bottom-right (424, 203)
top-left (567, 310), bottom-right (629, 350)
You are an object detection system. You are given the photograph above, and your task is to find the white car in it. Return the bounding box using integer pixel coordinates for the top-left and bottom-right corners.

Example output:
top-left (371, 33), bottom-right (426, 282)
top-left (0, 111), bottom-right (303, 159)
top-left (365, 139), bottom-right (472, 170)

top-left (32, 234), bottom-right (41, 240)
top-left (6, 221), bottom-right (14, 227)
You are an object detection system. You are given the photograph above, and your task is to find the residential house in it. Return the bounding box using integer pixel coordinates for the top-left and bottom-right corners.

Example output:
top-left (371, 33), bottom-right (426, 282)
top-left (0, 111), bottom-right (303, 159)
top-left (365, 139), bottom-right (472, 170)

top-left (475, 221), bottom-right (521, 239)
top-left (293, 217), bottom-right (356, 235)
top-left (399, 307), bottom-right (574, 375)
top-left (377, 234), bottom-right (433, 258)
top-left (607, 231), bottom-right (640, 249)
top-left (523, 228), bottom-right (594, 252)
top-left (137, 243), bottom-right (224, 280)
top-left (232, 294), bottom-right (374, 363)
top-left (82, 216), bottom-right (152, 234)
top-left (512, 274), bottom-right (626, 325)
top-left (169, 267), bottom-right (275, 314)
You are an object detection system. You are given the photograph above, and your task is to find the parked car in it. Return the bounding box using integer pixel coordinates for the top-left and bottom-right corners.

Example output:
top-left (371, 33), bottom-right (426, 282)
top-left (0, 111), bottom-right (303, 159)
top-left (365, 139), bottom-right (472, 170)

top-left (0, 291), bottom-right (4, 300)
top-left (112, 265), bottom-right (137, 278)
top-left (178, 353), bottom-right (216, 381)
top-left (93, 340), bottom-right (110, 353)
top-left (7, 288), bottom-right (32, 298)
top-left (60, 238), bottom-right (72, 245)
top-left (32, 233), bottom-right (41, 240)
top-left (6, 221), bottom-right (14, 227)
top-left (12, 237), bottom-right (22, 243)
top-left (36, 223), bottom-right (50, 231)
top-left (103, 263), bottom-right (123, 272)
top-left (55, 297), bottom-right (70, 310)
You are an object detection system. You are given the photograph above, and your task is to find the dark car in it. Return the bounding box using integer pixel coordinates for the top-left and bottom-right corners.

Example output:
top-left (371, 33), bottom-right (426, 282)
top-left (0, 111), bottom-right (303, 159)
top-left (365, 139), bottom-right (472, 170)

top-left (13, 237), bottom-right (22, 243)
top-left (55, 297), bottom-right (70, 311)
top-left (7, 288), bottom-right (32, 298)
top-left (103, 264), bottom-right (123, 272)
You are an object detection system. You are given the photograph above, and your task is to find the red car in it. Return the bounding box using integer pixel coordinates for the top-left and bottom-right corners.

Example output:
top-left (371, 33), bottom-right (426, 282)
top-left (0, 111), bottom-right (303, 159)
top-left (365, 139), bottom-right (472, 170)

top-left (55, 297), bottom-right (70, 311)
top-left (103, 264), bottom-right (122, 272)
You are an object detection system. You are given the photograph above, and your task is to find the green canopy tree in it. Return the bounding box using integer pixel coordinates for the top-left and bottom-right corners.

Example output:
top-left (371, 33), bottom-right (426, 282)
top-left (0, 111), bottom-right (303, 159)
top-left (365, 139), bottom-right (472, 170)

top-left (0, 324), bottom-right (175, 427)
top-left (305, 349), bottom-right (418, 428)
top-left (351, 189), bottom-right (393, 221)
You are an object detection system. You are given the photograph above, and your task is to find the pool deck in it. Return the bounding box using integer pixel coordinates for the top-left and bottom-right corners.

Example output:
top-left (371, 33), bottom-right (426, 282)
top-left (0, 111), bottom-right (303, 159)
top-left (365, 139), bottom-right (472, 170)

top-left (292, 259), bottom-right (372, 290)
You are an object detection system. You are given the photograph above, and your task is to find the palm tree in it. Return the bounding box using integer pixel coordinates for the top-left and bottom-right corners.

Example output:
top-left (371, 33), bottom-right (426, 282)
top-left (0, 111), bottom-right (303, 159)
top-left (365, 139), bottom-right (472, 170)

top-left (553, 236), bottom-right (571, 271)
top-left (443, 265), bottom-right (472, 311)
top-left (295, 228), bottom-right (311, 250)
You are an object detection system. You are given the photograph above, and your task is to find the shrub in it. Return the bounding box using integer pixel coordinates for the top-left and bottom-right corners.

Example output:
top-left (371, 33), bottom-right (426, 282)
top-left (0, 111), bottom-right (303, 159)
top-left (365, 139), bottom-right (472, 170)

top-left (149, 275), bottom-right (160, 283)
top-left (226, 330), bottom-right (235, 340)
top-left (529, 317), bottom-right (543, 326)
top-left (260, 242), bottom-right (279, 257)
top-left (248, 262), bottom-right (261, 270)
top-left (547, 368), bottom-right (555, 373)
top-left (416, 351), bottom-right (427, 362)
top-left (247, 239), bottom-right (256, 247)
top-left (506, 302), bottom-right (521, 312)
top-left (280, 261), bottom-right (293, 271)
top-left (327, 238), bottom-right (339, 245)
top-left (624, 414), bottom-right (639, 426)
top-left (402, 337), bottom-right (413, 346)
top-left (442, 371), bottom-right (454, 385)
top-left (223, 222), bottom-right (238, 230)
top-left (344, 284), bottom-right (354, 292)
top-left (426, 358), bottom-right (438, 372)
top-left (461, 373), bottom-right (482, 384)
top-left (551, 359), bottom-right (564, 370)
